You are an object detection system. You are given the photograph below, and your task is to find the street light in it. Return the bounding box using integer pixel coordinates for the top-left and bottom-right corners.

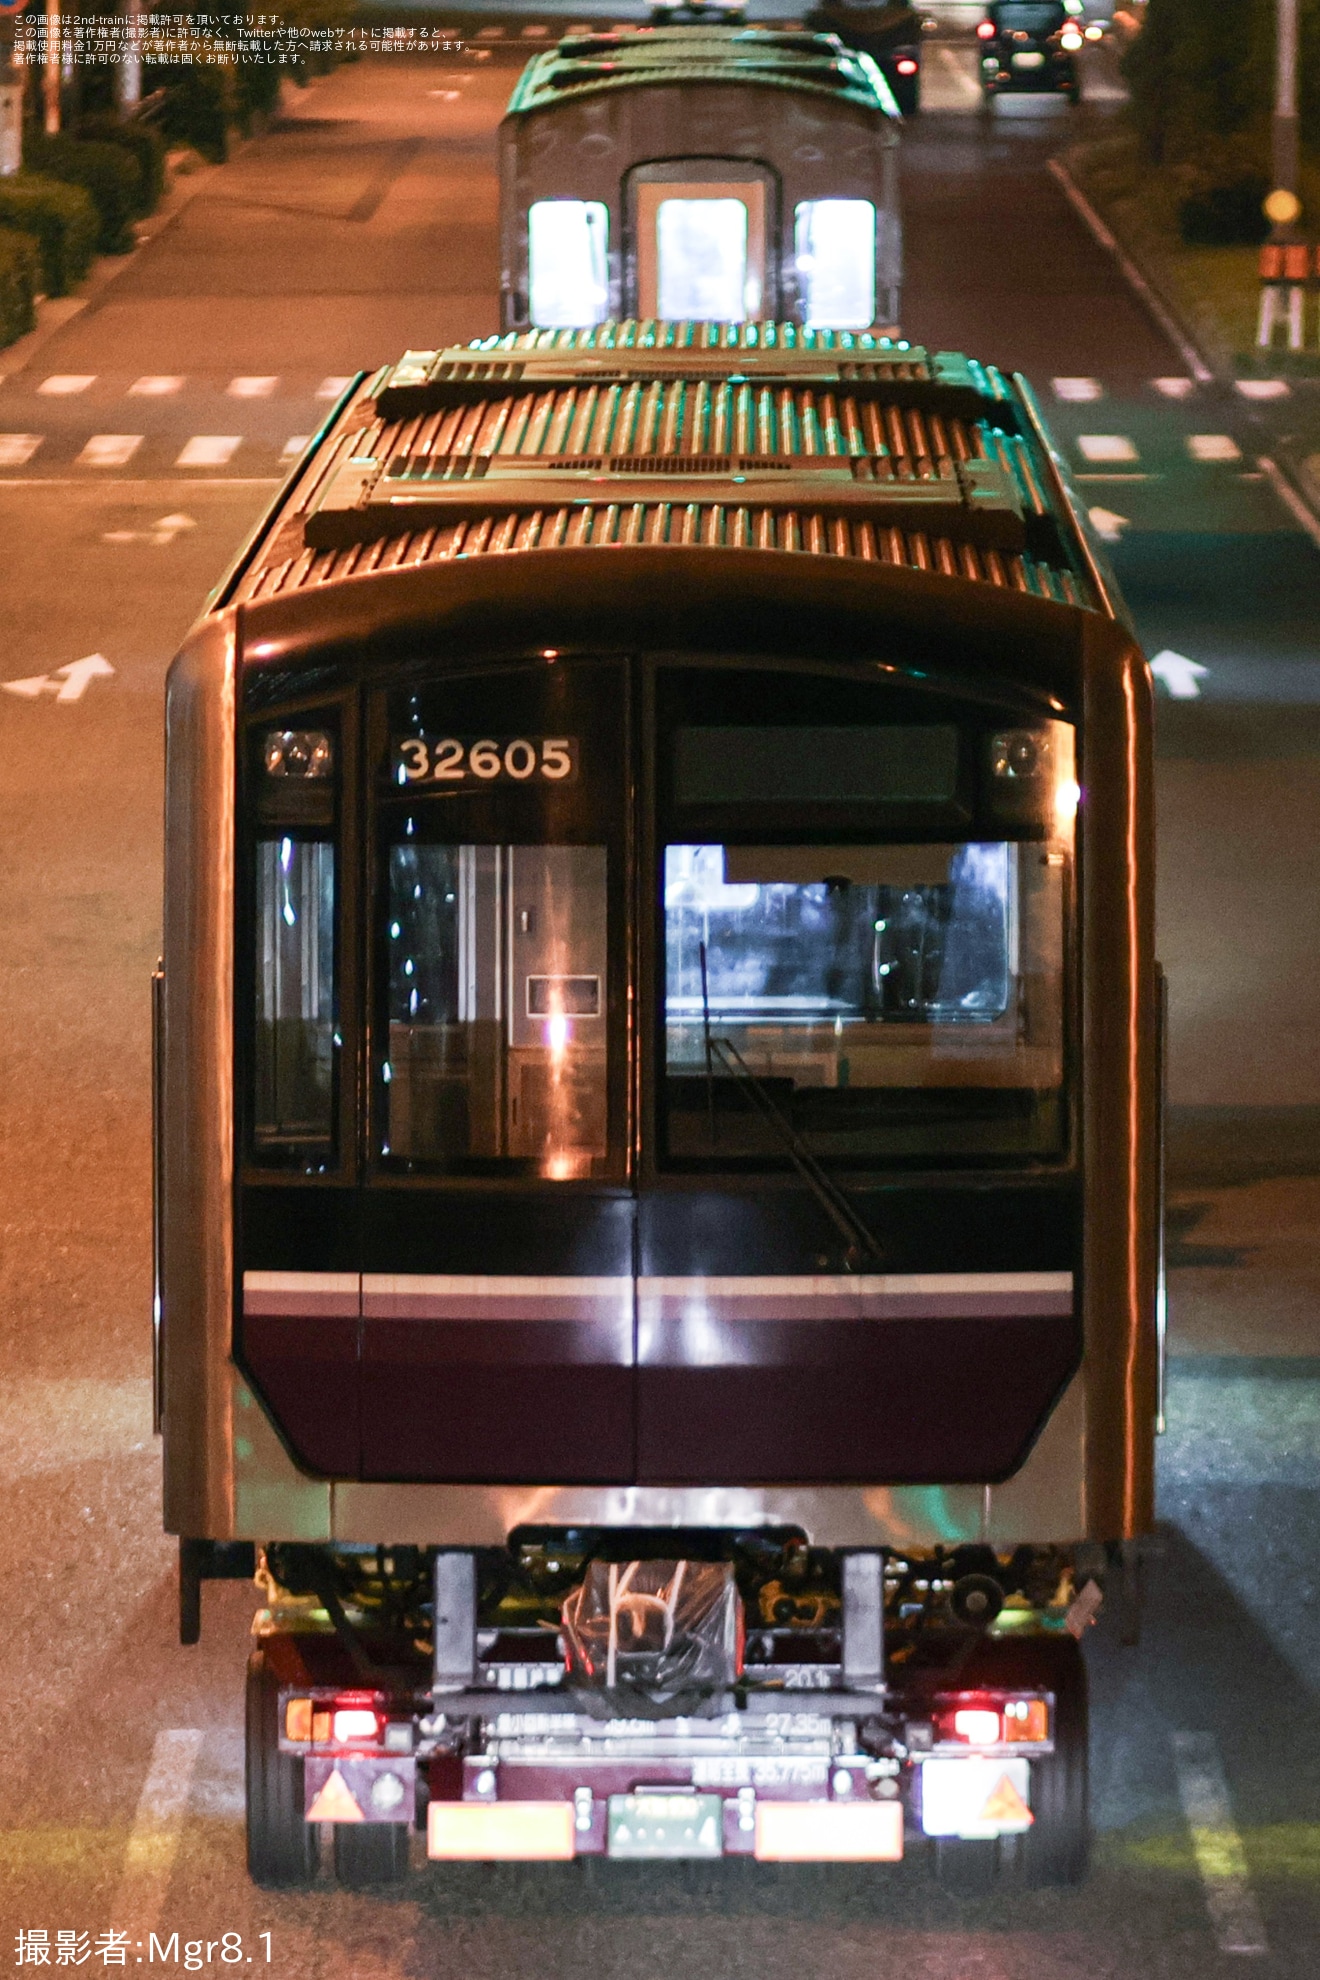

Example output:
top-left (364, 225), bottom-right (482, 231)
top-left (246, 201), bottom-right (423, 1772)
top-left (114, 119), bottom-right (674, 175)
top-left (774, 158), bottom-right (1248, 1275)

top-left (1269, 0), bottom-right (1301, 237)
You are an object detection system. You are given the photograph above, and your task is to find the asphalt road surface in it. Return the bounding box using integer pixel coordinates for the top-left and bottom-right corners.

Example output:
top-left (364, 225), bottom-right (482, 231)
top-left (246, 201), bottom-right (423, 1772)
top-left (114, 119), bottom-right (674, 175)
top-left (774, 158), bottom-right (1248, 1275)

top-left (2, 39), bottom-right (1319, 1980)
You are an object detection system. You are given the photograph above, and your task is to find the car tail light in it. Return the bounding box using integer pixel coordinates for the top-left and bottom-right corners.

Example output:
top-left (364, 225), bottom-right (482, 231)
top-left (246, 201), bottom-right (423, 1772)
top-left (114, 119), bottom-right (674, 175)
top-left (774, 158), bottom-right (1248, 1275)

top-left (896, 57), bottom-right (918, 74)
top-left (1084, 21), bottom-right (1103, 37)
top-left (976, 19), bottom-right (996, 36)
top-left (333, 1707), bottom-right (382, 1742)
top-left (952, 1708), bottom-right (1002, 1745)
top-left (1060, 28), bottom-right (1083, 46)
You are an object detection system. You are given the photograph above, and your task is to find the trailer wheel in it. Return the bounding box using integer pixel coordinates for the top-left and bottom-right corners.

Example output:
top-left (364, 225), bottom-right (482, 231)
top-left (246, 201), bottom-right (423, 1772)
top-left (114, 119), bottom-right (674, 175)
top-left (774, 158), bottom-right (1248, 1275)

top-left (333, 1821), bottom-right (410, 1888)
top-left (245, 1649), bottom-right (318, 1888)
top-left (931, 1634), bottom-right (1089, 1889)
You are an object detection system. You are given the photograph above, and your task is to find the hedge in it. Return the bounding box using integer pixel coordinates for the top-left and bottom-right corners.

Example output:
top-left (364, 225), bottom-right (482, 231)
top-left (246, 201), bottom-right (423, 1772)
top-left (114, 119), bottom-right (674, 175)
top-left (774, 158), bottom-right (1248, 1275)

top-left (0, 227), bottom-right (38, 348)
top-left (0, 174), bottom-right (98, 297)
top-left (76, 114), bottom-right (166, 217)
top-left (22, 132), bottom-right (141, 255)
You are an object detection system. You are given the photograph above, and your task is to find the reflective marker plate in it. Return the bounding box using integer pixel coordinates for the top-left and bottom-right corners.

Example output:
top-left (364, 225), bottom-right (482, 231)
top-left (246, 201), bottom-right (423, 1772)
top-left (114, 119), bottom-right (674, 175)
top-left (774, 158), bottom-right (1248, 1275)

top-left (919, 1757), bottom-right (1033, 1839)
top-left (608, 1792), bottom-right (723, 1859)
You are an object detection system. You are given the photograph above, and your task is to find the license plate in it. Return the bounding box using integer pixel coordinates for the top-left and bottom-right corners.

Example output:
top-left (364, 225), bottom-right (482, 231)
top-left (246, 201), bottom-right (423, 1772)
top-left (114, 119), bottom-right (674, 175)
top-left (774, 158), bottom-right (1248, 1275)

top-left (1012, 50), bottom-right (1046, 67)
top-left (608, 1793), bottom-right (723, 1859)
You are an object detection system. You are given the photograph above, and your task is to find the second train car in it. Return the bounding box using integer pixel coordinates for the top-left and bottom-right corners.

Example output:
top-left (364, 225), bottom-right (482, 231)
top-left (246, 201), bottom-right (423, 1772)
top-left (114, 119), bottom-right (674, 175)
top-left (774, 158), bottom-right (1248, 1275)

top-left (157, 321), bottom-right (1159, 1890)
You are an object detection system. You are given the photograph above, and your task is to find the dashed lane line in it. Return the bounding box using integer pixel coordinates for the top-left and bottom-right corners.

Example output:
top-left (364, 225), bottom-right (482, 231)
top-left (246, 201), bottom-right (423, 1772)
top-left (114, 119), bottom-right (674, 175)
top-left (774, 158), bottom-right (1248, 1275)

top-left (130, 375), bottom-right (184, 396)
top-left (0, 434), bottom-right (42, 466)
top-left (1236, 379), bottom-right (1291, 401)
top-left (316, 375), bottom-right (355, 400)
top-left (108, 1729), bottom-right (204, 1941)
top-left (1153, 376), bottom-right (1197, 398)
top-left (1171, 1731), bottom-right (1269, 1957)
top-left (1052, 377), bottom-right (1104, 402)
top-left (1077, 433), bottom-right (1140, 463)
top-left (1187, 434), bottom-right (1242, 463)
top-left (227, 375), bottom-right (279, 399)
top-left (77, 434), bottom-right (144, 468)
top-left (37, 374), bottom-right (95, 395)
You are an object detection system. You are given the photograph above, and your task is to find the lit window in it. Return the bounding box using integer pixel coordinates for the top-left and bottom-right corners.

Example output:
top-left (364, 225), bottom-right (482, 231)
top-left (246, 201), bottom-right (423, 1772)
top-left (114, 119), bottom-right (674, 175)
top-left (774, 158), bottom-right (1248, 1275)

top-left (795, 200), bottom-right (876, 330)
top-left (657, 199), bottom-right (749, 323)
top-left (528, 200), bottom-right (609, 328)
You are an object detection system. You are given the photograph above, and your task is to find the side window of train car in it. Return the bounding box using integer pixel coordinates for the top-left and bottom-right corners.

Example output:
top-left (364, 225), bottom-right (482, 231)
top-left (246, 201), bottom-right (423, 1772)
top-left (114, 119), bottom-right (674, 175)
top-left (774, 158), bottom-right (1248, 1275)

top-left (657, 673), bottom-right (1076, 1169)
top-left (246, 718), bottom-right (341, 1168)
top-left (375, 660), bottom-right (627, 1182)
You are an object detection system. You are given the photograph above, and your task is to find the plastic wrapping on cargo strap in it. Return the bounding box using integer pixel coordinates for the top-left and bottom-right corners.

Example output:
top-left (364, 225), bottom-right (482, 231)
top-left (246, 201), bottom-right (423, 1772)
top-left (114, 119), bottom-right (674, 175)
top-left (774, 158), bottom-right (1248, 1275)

top-left (561, 1560), bottom-right (742, 1712)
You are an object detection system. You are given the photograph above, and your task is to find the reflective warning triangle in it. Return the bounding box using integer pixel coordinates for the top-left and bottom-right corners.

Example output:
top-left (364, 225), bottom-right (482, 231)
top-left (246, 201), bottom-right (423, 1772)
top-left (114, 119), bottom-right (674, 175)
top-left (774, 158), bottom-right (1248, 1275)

top-left (307, 1766), bottom-right (365, 1823)
top-left (979, 1774), bottom-right (1034, 1827)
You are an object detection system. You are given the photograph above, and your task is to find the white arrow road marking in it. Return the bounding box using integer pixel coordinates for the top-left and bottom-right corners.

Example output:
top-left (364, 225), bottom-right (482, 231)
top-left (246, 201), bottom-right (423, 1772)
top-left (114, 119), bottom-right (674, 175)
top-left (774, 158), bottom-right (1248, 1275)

top-left (1151, 649), bottom-right (1208, 699)
top-left (102, 512), bottom-right (197, 546)
top-left (1088, 506), bottom-right (1130, 543)
top-left (3, 654), bottom-right (115, 702)
top-left (1171, 1732), bottom-right (1269, 1956)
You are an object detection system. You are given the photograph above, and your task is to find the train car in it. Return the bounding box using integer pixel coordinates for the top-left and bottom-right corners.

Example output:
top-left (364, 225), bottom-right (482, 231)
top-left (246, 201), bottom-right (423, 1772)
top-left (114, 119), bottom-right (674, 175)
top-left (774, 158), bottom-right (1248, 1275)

top-left (498, 28), bottom-right (902, 334)
top-left (157, 319), bottom-right (1159, 1891)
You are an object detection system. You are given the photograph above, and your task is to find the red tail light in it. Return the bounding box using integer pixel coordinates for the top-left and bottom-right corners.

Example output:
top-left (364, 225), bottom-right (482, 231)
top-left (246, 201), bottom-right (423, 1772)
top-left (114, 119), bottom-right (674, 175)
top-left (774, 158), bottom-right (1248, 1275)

top-left (977, 19), bottom-right (996, 36)
top-left (896, 57), bottom-right (919, 74)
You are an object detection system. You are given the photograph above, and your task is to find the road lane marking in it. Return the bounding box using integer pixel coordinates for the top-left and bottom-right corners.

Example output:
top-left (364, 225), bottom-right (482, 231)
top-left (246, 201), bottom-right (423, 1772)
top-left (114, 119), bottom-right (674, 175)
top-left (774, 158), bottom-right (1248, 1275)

top-left (316, 375), bottom-right (354, 399)
top-left (1052, 377), bottom-right (1103, 402)
top-left (78, 434), bottom-right (143, 468)
top-left (0, 433), bottom-right (42, 466)
top-left (1258, 455), bottom-right (1320, 553)
top-left (103, 512), bottom-right (196, 545)
top-left (227, 375), bottom-right (278, 398)
top-left (1187, 434), bottom-right (1242, 463)
top-left (176, 435), bottom-right (242, 466)
top-left (108, 1729), bottom-right (204, 1939)
top-left (1235, 379), bottom-right (1290, 400)
top-left (1077, 433), bottom-right (1139, 463)
top-left (38, 374), bottom-right (95, 395)
top-left (130, 375), bottom-right (184, 396)
top-left (282, 434), bottom-right (310, 456)
top-left (3, 654), bottom-right (115, 703)
top-left (1153, 376), bottom-right (1196, 398)
top-left (1171, 1732), bottom-right (1268, 1956)
top-left (1087, 506), bottom-right (1129, 542)
top-left (1150, 649), bottom-right (1208, 699)
top-left (936, 44), bottom-right (982, 104)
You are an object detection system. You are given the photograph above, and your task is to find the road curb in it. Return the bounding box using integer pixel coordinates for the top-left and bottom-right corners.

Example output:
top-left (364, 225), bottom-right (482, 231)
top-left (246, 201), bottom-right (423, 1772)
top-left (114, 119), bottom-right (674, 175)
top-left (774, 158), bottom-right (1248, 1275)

top-left (1046, 155), bottom-right (1215, 384)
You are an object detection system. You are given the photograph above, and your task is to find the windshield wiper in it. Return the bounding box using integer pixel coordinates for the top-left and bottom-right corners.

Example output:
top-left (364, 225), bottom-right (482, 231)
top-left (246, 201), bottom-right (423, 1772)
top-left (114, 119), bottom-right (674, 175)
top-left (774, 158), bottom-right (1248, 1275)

top-left (697, 943), bottom-right (883, 1271)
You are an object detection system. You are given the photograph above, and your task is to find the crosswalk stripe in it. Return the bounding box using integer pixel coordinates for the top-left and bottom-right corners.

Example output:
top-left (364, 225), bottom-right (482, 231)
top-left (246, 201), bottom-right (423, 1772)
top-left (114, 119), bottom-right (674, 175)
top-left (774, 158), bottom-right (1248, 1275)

top-left (1171, 1732), bottom-right (1269, 1956)
top-left (1052, 376), bottom-right (1103, 402)
top-left (1187, 434), bottom-right (1241, 463)
top-left (78, 434), bottom-right (144, 467)
top-left (1077, 434), bottom-right (1139, 463)
top-left (176, 435), bottom-right (242, 467)
top-left (130, 375), bottom-right (184, 396)
top-left (227, 375), bottom-right (278, 398)
top-left (108, 1730), bottom-right (204, 1939)
top-left (38, 374), bottom-right (95, 395)
top-left (0, 434), bottom-right (42, 466)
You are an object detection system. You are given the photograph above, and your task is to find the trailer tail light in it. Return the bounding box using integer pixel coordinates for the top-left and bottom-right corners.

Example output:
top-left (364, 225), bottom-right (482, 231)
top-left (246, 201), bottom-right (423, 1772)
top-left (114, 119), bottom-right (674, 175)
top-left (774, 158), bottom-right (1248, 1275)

top-left (285, 1698), bottom-right (313, 1743)
top-left (952, 1707), bottom-right (1002, 1746)
top-left (333, 1708), bottom-right (382, 1743)
top-left (1004, 1698), bottom-right (1050, 1742)
top-left (754, 1800), bottom-right (903, 1862)
top-left (976, 19), bottom-right (996, 36)
top-left (428, 1801), bottom-right (575, 1861)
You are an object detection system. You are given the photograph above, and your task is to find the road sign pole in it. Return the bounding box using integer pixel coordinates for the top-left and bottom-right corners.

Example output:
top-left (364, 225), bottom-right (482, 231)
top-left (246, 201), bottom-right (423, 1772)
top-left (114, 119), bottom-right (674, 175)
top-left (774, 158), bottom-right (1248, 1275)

top-left (116, 0), bottom-right (141, 111)
top-left (1274, 0), bottom-right (1300, 232)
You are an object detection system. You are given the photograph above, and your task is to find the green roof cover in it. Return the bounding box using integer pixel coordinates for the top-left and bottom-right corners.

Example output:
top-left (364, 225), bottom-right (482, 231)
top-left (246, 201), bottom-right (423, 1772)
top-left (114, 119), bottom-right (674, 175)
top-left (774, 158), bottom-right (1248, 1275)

top-left (504, 26), bottom-right (901, 118)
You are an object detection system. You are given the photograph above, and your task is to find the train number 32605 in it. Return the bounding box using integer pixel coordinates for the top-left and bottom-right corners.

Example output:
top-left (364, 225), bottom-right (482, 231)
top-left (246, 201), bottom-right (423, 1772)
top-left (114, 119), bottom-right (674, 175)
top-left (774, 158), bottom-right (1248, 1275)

top-left (393, 736), bottom-right (578, 786)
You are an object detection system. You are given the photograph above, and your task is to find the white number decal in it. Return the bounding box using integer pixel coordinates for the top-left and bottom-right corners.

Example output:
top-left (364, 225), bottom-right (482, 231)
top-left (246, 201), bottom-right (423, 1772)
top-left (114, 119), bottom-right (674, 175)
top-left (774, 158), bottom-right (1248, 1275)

top-left (431, 737), bottom-right (465, 780)
top-left (469, 739), bottom-right (502, 779)
top-left (398, 738), bottom-right (429, 781)
top-left (504, 738), bottom-right (537, 780)
top-left (541, 738), bottom-right (572, 780)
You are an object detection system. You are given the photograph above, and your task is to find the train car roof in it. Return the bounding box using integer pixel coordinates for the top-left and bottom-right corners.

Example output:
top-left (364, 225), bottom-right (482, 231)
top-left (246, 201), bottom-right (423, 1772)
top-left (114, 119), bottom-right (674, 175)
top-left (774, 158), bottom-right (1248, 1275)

top-left (503, 26), bottom-right (901, 117)
top-left (218, 322), bottom-right (1117, 629)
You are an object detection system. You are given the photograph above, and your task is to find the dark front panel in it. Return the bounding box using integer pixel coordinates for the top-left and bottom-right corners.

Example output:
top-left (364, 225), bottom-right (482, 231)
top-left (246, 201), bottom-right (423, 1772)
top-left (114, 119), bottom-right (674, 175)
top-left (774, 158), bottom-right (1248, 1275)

top-left (359, 1190), bottom-right (635, 1483)
top-left (241, 1313), bottom-right (360, 1476)
top-left (637, 1184), bottom-right (1080, 1485)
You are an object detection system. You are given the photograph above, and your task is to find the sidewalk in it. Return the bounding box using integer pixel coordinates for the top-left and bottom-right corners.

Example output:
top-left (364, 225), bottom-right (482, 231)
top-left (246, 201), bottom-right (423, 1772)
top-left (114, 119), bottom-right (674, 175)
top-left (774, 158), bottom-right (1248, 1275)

top-left (1053, 133), bottom-right (1320, 539)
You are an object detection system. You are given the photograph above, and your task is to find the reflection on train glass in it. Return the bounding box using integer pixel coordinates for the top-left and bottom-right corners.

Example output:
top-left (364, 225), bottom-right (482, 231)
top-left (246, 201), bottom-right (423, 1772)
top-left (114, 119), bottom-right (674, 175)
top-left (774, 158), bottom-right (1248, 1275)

top-left (385, 844), bottom-right (608, 1177)
top-left (253, 838), bottom-right (335, 1153)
